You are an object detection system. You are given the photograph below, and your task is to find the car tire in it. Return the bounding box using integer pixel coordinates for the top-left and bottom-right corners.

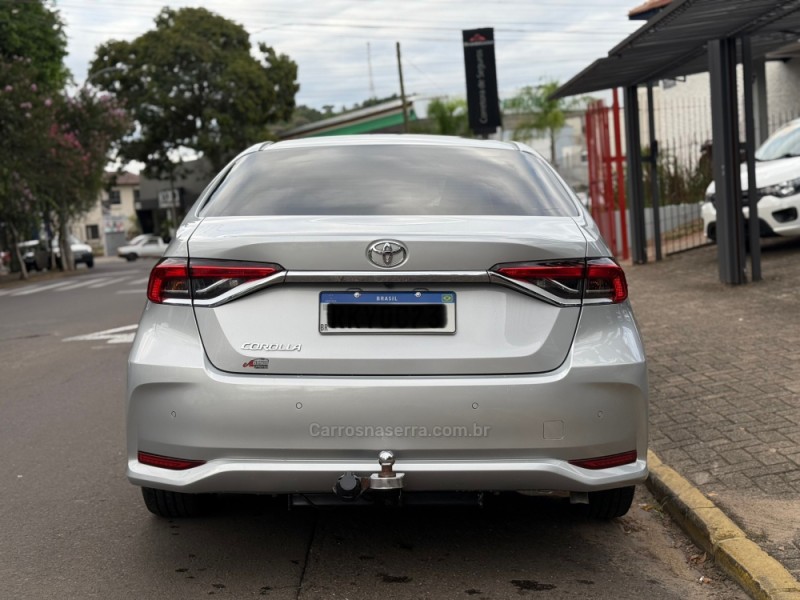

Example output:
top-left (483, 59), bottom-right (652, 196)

top-left (141, 487), bottom-right (211, 518)
top-left (85, 257), bottom-right (94, 268)
top-left (126, 253), bottom-right (138, 262)
top-left (586, 485), bottom-right (635, 520)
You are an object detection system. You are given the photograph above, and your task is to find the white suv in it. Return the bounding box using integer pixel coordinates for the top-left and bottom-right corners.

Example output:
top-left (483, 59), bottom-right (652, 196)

top-left (21, 235), bottom-right (94, 270)
top-left (702, 119), bottom-right (800, 242)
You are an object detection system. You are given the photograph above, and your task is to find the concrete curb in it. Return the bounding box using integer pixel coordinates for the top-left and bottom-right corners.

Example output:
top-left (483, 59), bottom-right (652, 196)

top-left (646, 450), bottom-right (800, 600)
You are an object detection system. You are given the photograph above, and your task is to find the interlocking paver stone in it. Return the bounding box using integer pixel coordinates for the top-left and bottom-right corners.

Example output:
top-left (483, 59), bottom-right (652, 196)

top-left (626, 236), bottom-right (800, 579)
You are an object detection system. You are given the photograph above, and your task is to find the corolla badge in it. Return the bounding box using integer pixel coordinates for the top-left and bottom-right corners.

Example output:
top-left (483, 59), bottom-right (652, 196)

top-left (367, 240), bottom-right (408, 268)
top-left (241, 343), bottom-right (302, 352)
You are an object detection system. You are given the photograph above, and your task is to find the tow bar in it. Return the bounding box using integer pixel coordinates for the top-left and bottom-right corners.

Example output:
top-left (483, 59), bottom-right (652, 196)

top-left (369, 450), bottom-right (405, 491)
top-left (290, 451), bottom-right (482, 507)
top-left (332, 449), bottom-right (404, 501)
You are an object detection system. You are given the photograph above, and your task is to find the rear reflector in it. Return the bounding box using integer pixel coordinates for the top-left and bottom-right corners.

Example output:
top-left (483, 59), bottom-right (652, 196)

top-left (138, 451), bottom-right (206, 470)
top-left (147, 258), bottom-right (283, 304)
top-left (493, 258), bottom-right (628, 304)
top-left (568, 450), bottom-right (637, 470)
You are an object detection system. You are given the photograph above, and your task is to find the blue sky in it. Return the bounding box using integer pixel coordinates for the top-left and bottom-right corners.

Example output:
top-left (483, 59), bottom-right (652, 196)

top-left (57, 0), bottom-right (644, 110)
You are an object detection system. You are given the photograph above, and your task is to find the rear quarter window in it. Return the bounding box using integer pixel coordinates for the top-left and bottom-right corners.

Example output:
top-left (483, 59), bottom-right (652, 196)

top-left (201, 144), bottom-right (579, 217)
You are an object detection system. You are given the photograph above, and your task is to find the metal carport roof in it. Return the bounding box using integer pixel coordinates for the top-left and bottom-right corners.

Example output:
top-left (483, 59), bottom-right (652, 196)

top-left (553, 0), bottom-right (800, 99)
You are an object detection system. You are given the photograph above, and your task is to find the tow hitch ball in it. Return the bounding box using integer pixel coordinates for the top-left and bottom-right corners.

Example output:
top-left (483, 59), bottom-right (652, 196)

top-left (333, 450), bottom-right (405, 500)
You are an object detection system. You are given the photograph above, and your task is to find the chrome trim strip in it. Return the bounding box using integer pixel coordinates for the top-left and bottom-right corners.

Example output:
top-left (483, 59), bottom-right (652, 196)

top-left (174, 269), bottom-right (600, 308)
top-left (285, 271), bottom-right (491, 284)
top-left (160, 298), bottom-right (193, 306)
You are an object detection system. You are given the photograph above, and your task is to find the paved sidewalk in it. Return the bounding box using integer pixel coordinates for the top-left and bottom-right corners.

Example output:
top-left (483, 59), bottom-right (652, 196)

top-left (626, 236), bottom-right (800, 582)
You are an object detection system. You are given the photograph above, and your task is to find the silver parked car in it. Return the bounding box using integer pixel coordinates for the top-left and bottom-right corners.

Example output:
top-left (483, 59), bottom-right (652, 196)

top-left (128, 136), bottom-right (648, 519)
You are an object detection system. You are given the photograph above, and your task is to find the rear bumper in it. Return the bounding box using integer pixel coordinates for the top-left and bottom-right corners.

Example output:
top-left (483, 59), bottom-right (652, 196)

top-left (127, 303), bottom-right (648, 494)
top-left (128, 456), bottom-right (648, 494)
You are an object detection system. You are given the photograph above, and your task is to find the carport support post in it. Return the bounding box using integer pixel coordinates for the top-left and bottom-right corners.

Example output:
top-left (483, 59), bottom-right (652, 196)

top-left (741, 36), bottom-right (762, 282)
top-left (624, 85), bottom-right (647, 264)
top-left (752, 56), bottom-right (769, 146)
top-left (646, 82), bottom-right (662, 261)
top-left (708, 38), bottom-right (746, 284)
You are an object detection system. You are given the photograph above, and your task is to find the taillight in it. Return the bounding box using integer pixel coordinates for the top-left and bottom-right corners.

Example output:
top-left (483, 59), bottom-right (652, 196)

top-left (147, 258), bottom-right (190, 303)
top-left (492, 258), bottom-right (628, 304)
top-left (495, 261), bottom-right (585, 302)
top-left (568, 450), bottom-right (637, 470)
top-left (585, 258), bottom-right (628, 303)
top-left (189, 260), bottom-right (281, 302)
top-left (147, 258), bottom-right (283, 304)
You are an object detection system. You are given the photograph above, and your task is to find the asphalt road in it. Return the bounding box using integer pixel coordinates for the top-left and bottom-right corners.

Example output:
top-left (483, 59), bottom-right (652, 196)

top-left (0, 258), bottom-right (747, 599)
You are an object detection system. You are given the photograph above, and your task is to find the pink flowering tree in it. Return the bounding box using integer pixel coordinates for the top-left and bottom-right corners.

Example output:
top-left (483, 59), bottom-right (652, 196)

top-left (0, 58), bottom-right (53, 277)
top-left (44, 89), bottom-right (131, 270)
top-left (0, 57), bottom-right (130, 276)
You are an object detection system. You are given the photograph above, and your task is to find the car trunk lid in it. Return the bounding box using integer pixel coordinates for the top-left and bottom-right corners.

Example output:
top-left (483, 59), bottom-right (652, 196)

top-left (187, 215), bottom-right (587, 376)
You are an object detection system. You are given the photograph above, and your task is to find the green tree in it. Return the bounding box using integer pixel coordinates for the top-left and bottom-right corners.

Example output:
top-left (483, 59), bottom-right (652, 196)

top-left (0, 58), bottom-right (47, 275)
top-left (0, 0), bottom-right (69, 90)
top-left (90, 7), bottom-right (299, 181)
top-left (0, 59), bottom-right (130, 276)
top-left (1, 1), bottom-right (69, 277)
top-left (45, 90), bottom-right (131, 270)
top-left (0, 2), bottom-right (127, 277)
top-left (506, 81), bottom-right (587, 168)
top-left (421, 98), bottom-right (469, 136)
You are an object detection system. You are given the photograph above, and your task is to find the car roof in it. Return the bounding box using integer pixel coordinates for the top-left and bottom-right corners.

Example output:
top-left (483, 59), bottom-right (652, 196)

top-left (262, 134), bottom-right (521, 153)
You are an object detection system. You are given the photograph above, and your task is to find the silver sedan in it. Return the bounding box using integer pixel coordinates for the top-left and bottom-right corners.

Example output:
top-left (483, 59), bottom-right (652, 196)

top-left (127, 135), bottom-right (648, 519)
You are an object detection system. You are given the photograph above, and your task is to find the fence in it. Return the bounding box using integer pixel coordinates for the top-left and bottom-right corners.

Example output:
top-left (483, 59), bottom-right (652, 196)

top-left (574, 93), bottom-right (800, 262)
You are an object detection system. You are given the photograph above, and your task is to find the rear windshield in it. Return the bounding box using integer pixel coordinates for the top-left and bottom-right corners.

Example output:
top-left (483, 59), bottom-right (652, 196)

top-left (201, 144), bottom-right (579, 217)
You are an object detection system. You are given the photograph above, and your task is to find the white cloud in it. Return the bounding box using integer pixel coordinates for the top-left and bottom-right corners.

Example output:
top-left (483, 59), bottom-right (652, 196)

top-left (56, 0), bottom-right (643, 108)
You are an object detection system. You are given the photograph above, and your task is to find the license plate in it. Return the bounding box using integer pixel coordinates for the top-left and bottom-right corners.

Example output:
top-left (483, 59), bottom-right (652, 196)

top-left (319, 292), bottom-right (456, 334)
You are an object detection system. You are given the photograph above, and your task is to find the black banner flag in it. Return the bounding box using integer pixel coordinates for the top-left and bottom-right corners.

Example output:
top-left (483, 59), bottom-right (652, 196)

top-left (462, 28), bottom-right (502, 135)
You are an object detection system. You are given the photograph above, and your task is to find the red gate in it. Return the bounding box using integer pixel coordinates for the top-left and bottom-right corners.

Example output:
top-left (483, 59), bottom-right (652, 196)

top-left (585, 90), bottom-right (629, 260)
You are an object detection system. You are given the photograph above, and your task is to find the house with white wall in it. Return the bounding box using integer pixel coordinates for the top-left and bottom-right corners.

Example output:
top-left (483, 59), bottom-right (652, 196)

top-left (72, 172), bottom-right (140, 257)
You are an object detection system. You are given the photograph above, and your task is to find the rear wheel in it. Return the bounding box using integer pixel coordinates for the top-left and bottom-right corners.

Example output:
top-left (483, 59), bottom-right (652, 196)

top-left (85, 257), bottom-right (94, 268)
top-left (141, 487), bottom-right (211, 518)
top-left (126, 253), bottom-right (137, 262)
top-left (586, 485), bottom-right (635, 520)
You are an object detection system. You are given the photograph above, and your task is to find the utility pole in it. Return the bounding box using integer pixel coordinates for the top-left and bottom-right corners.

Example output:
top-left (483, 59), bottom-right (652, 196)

top-left (367, 42), bottom-right (376, 99)
top-left (396, 41), bottom-right (410, 133)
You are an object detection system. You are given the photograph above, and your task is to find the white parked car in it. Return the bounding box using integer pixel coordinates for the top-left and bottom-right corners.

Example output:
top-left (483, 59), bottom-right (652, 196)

top-left (21, 235), bottom-right (94, 270)
top-left (702, 119), bottom-right (800, 242)
top-left (117, 234), bottom-right (168, 261)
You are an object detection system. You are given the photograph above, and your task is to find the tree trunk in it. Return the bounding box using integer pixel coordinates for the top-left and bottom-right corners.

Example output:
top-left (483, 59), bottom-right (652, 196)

top-left (58, 211), bottom-right (74, 271)
top-left (549, 127), bottom-right (558, 170)
top-left (8, 223), bottom-right (29, 281)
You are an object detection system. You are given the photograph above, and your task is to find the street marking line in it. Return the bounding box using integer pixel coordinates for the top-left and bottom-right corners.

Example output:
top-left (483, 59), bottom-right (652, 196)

top-left (87, 276), bottom-right (130, 288)
top-left (63, 324), bottom-right (139, 344)
top-left (10, 280), bottom-right (79, 296)
top-left (56, 277), bottom-right (107, 291)
top-left (116, 290), bottom-right (144, 294)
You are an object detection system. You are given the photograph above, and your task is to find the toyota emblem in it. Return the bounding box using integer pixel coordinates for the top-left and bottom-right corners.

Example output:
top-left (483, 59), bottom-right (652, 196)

top-left (367, 240), bottom-right (408, 269)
